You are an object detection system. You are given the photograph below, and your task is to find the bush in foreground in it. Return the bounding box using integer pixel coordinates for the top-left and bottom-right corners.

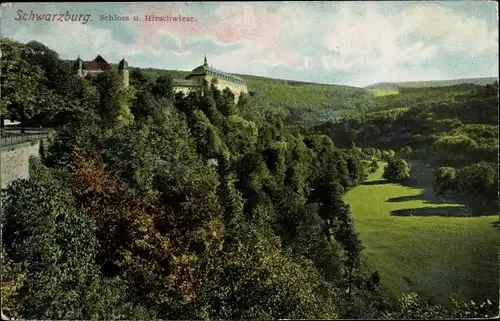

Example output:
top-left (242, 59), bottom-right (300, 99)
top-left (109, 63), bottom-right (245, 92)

top-left (382, 158), bottom-right (410, 182)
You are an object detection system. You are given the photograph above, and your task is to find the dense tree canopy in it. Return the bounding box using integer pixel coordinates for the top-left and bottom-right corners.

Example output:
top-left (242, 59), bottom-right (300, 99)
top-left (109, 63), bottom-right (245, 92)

top-left (1, 38), bottom-right (496, 320)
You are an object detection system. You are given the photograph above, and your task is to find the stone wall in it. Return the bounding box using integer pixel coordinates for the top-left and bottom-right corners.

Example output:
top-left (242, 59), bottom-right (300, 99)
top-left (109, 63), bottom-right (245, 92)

top-left (173, 85), bottom-right (199, 96)
top-left (0, 139), bottom-right (44, 189)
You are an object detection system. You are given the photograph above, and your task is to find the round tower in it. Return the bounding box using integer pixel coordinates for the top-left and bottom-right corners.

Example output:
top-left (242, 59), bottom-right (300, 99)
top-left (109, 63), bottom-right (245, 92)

top-left (73, 55), bottom-right (84, 77)
top-left (118, 58), bottom-right (129, 87)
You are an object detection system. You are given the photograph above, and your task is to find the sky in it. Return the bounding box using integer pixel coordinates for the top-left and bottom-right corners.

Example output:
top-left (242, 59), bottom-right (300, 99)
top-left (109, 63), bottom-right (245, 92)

top-left (1, 1), bottom-right (498, 87)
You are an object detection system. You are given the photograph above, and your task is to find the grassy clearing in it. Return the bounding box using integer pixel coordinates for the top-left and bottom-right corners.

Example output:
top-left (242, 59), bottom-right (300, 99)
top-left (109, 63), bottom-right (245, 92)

top-left (345, 162), bottom-right (498, 305)
top-left (368, 88), bottom-right (399, 97)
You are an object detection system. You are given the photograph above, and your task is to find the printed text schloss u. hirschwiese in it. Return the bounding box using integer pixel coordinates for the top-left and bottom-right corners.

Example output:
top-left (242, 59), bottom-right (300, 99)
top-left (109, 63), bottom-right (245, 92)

top-left (101, 14), bottom-right (197, 22)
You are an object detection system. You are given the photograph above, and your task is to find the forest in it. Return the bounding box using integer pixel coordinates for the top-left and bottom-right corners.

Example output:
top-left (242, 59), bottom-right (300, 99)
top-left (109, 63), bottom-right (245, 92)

top-left (0, 37), bottom-right (498, 319)
top-left (120, 66), bottom-right (375, 125)
top-left (314, 82), bottom-right (499, 211)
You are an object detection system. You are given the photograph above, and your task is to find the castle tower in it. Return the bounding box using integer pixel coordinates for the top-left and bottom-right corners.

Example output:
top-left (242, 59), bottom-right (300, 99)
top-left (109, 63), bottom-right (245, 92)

top-left (203, 55), bottom-right (208, 67)
top-left (73, 55), bottom-right (84, 77)
top-left (118, 58), bottom-right (129, 87)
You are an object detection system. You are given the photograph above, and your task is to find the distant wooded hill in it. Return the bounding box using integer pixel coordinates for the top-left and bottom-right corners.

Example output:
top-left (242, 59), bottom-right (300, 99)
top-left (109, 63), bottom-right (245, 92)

top-left (129, 67), bottom-right (375, 125)
top-left (132, 67), bottom-right (356, 88)
top-left (367, 77), bottom-right (498, 90)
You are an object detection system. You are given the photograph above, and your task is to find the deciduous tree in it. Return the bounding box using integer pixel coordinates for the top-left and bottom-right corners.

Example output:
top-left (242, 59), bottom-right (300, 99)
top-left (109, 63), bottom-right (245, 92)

top-left (382, 158), bottom-right (410, 182)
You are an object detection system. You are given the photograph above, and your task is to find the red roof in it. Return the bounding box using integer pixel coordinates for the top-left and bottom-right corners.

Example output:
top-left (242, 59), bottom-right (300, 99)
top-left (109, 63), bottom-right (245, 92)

top-left (86, 55), bottom-right (110, 71)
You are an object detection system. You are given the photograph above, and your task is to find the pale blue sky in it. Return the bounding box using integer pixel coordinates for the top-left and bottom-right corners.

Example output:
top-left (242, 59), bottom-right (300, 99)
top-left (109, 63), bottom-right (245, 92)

top-left (1, 1), bottom-right (498, 87)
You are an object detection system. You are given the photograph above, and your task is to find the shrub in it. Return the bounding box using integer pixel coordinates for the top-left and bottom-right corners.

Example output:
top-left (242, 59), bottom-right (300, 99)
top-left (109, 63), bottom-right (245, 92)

top-left (400, 146), bottom-right (412, 155)
top-left (433, 167), bottom-right (457, 195)
top-left (380, 149), bottom-right (395, 162)
top-left (382, 159), bottom-right (410, 182)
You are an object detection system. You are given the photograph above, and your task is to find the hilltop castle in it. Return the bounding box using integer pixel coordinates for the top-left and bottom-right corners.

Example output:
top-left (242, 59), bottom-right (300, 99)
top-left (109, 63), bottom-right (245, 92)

top-left (73, 55), bottom-right (247, 101)
top-left (73, 55), bottom-right (129, 87)
top-left (173, 56), bottom-right (248, 101)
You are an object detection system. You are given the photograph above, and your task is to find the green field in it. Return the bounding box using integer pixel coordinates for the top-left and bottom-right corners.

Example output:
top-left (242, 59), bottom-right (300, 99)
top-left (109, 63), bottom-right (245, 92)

top-left (345, 162), bottom-right (499, 305)
top-left (368, 88), bottom-right (399, 97)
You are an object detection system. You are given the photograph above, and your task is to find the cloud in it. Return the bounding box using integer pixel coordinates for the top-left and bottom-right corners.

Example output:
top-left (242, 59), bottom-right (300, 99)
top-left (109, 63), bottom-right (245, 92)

top-left (316, 2), bottom-right (496, 85)
top-left (8, 21), bottom-right (129, 61)
top-left (1, 2), bottom-right (497, 87)
top-left (397, 3), bottom-right (498, 53)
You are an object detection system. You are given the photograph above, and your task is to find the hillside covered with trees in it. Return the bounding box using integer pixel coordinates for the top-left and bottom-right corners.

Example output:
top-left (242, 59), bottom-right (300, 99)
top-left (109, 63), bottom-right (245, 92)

top-left (53, 64), bottom-right (375, 126)
top-left (0, 37), bottom-right (497, 319)
top-left (314, 81), bottom-right (499, 212)
top-left (125, 66), bottom-right (375, 125)
top-left (367, 77), bottom-right (497, 90)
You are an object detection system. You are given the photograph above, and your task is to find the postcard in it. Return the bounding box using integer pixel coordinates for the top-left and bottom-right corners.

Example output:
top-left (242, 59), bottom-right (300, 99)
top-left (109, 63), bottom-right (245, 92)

top-left (1, 1), bottom-right (498, 320)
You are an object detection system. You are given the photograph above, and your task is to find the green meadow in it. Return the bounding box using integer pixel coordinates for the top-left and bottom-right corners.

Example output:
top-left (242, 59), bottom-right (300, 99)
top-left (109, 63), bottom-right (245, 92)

top-left (345, 162), bottom-right (499, 305)
top-left (368, 88), bottom-right (399, 97)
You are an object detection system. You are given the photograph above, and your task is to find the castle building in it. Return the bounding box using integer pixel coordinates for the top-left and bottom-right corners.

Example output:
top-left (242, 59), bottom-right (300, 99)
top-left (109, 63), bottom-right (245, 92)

top-left (73, 55), bottom-right (245, 100)
top-left (74, 55), bottom-right (129, 87)
top-left (173, 56), bottom-right (248, 102)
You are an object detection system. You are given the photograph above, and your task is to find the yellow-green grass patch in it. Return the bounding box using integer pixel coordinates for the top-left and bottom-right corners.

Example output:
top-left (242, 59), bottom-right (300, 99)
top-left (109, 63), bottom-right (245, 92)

top-left (345, 163), bottom-right (498, 306)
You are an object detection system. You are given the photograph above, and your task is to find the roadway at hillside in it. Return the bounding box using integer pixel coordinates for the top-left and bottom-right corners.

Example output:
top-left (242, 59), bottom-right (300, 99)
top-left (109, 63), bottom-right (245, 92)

top-left (0, 128), bottom-right (55, 148)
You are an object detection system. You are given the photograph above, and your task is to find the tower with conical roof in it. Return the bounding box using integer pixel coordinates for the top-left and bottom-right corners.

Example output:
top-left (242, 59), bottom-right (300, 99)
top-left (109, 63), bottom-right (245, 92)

top-left (118, 57), bottom-right (129, 87)
top-left (203, 55), bottom-right (208, 67)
